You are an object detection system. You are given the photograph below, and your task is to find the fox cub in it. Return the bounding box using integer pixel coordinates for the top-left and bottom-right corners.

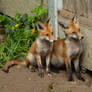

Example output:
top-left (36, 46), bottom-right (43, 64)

top-left (50, 16), bottom-right (85, 81)
top-left (2, 18), bottom-right (55, 77)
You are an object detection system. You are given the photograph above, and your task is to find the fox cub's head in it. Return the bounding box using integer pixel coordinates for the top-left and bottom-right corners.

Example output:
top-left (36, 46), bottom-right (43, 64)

top-left (59, 16), bottom-right (84, 40)
top-left (37, 18), bottom-right (55, 43)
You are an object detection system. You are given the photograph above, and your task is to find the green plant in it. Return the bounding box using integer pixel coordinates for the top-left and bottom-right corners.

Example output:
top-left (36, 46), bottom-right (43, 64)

top-left (31, 5), bottom-right (47, 17)
top-left (0, 15), bottom-right (9, 25)
top-left (0, 5), bottom-right (47, 67)
top-left (48, 82), bottom-right (54, 89)
top-left (66, 89), bottom-right (72, 92)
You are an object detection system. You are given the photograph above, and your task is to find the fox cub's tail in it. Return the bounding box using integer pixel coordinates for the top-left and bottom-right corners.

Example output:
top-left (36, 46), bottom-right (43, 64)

top-left (2, 60), bottom-right (26, 73)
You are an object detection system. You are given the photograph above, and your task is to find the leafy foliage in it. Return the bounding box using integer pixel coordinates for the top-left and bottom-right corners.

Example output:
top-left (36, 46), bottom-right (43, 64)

top-left (0, 5), bottom-right (47, 67)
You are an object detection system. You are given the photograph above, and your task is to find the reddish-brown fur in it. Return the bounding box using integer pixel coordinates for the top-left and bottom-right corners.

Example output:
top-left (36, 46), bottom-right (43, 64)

top-left (50, 16), bottom-right (84, 81)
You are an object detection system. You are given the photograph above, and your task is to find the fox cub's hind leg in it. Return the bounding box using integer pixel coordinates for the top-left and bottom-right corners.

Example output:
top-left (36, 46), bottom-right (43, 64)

top-left (74, 58), bottom-right (85, 81)
top-left (64, 56), bottom-right (73, 81)
top-left (27, 53), bottom-right (44, 77)
top-left (26, 53), bottom-right (37, 72)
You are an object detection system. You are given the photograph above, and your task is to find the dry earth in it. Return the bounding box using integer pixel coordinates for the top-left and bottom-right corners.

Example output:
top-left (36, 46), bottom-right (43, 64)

top-left (0, 66), bottom-right (92, 92)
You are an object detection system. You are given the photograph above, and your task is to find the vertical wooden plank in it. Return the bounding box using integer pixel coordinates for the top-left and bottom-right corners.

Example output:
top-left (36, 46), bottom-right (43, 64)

top-left (57, 0), bottom-right (63, 10)
top-left (66, 0), bottom-right (71, 11)
top-left (63, 0), bottom-right (68, 10)
top-left (81, 0), bottom-right (88, 17)
top-left (41, 0), bottom-right (44, 5)
top-left (63, 0), bottom-right (75, 13)
top-left (79, 0), bottom-right (84, 16)
top-left (76, 0), bottom-right (81, 16)
top-left (68, 0), bottom-right (75, 13)
top-left (88, 0), bottom-right (92, 19)
top-left (48, 0), bottom-right (58, 39)
top-left (63, 0), bottom-right (66, 10)
top-left (70, 0), bottom-right (85, 17)
top-left (79, 0), bottom-right (88, 17)
top-left (74, 0), bottom-right (84, 16)
top-left (43, 0), bottom-right (48, 8)
top-left (57, 0), bottom-right (63, 39)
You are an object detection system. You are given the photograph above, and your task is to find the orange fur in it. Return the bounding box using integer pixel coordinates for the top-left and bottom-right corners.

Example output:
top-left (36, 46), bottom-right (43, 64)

top-left (51, 16), bottom-right (84, 81)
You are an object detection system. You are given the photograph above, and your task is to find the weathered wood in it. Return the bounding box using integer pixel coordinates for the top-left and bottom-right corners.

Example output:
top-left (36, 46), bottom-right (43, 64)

top-left (63, 0), bottom-right (68, 10)
top-left (63, 0), bottom-right (92, 19)
top-left (41, 0), bottom-right (44, 5)
top-left (57, 0), bottom-right (63, 10)
top-left (63, 0), bottom-right (75, 13)
top-left (73, 0), bottom-right (84, 16)
top-left (48, 0), bottom-right (58, 39)
top-left (81, 27), bottom-right (92, 71)
top-left (68, 0), bottom-right (75, 13)
top-left (88, 0), bottom-right (92, 19)
top-left (78, 0), bottom-right (84, 16)
top-left (59, 9), bottom-right (92, 30)
top-left (81, 0), bottom-right (88, 17)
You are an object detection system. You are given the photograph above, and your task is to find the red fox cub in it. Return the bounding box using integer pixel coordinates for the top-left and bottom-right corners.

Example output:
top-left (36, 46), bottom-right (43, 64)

top-left (2, 18), bottom-right (55, 77)
top-left (50, 16), bottom-right (85, 81)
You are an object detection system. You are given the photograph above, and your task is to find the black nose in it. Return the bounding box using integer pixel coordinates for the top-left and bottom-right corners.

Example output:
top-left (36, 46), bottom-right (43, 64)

top-left (81, 36), bottom-right (84, 39)
top-left (53, 40), bottom-right (56, 42)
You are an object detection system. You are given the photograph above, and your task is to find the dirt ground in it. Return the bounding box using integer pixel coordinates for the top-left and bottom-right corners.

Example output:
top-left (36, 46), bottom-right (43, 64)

top-left (0, 66), bottom-right (92, 92)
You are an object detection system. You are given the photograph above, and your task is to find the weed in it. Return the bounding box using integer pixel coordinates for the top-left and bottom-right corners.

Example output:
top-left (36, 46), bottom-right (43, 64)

top-left (0, 5), bottom-right (47, 67)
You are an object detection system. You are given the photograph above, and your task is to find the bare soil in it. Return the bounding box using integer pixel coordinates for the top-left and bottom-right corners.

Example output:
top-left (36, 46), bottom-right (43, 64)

top-left (0, 67), bottom-right (92, 92)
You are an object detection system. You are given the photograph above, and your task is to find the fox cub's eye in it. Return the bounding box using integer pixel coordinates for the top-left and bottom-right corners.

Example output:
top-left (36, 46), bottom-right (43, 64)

top-left (52, 32), bottom-right (53, 35)
top-left (46, 33), bottom-right (49, 36)
top-left (72, 32), bottom-right (76, 34)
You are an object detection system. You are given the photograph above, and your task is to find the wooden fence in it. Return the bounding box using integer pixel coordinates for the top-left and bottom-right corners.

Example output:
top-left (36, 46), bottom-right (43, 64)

top-left (58, 0), bottom-right (92, 29)
top-left (63, 0), bottom-right (92, 19)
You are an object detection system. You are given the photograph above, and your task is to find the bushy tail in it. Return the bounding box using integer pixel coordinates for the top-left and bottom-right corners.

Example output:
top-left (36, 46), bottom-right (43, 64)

top-left (2, 60), bottom-right (27, 73)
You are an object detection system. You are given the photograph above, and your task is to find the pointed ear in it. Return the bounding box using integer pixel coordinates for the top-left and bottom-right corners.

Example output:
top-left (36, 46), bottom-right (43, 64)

top-left (72, 15), bottom-right (79, 24)
top-left (46, 17), bottom-right (51, 26)
top-left (37, 22), bottom-right (44, 31)
top-left (58, 21), bottom-right (68, 29)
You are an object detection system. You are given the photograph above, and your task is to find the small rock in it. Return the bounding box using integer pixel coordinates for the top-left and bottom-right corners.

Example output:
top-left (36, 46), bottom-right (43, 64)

top-left (0, 85), bottom-right (8, 89)
top-left (48, 74), bottom-right (52, 77)
top-left (70, 81), bottom-right (77, 85)
top-left (85, 79), bottom-right (89, 82)
top-left (28, 77), bottom-right (31, 80)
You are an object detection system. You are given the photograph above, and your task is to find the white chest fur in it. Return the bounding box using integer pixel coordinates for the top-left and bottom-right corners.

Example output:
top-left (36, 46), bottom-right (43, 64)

top-left (36, 39), bottom-right (53, 56)
top-left (65, 39), bottom-right (83, 58)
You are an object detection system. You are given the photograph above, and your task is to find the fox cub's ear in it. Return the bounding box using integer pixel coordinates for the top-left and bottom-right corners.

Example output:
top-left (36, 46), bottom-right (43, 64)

top-left (37, 22), bottom-right (44, 31)
top-left (72, 15), bottom-right (79, 24)
top-left (46, 17), bottom-right (51, 26)
top-left (58, 21), bottom-right (68, 29)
